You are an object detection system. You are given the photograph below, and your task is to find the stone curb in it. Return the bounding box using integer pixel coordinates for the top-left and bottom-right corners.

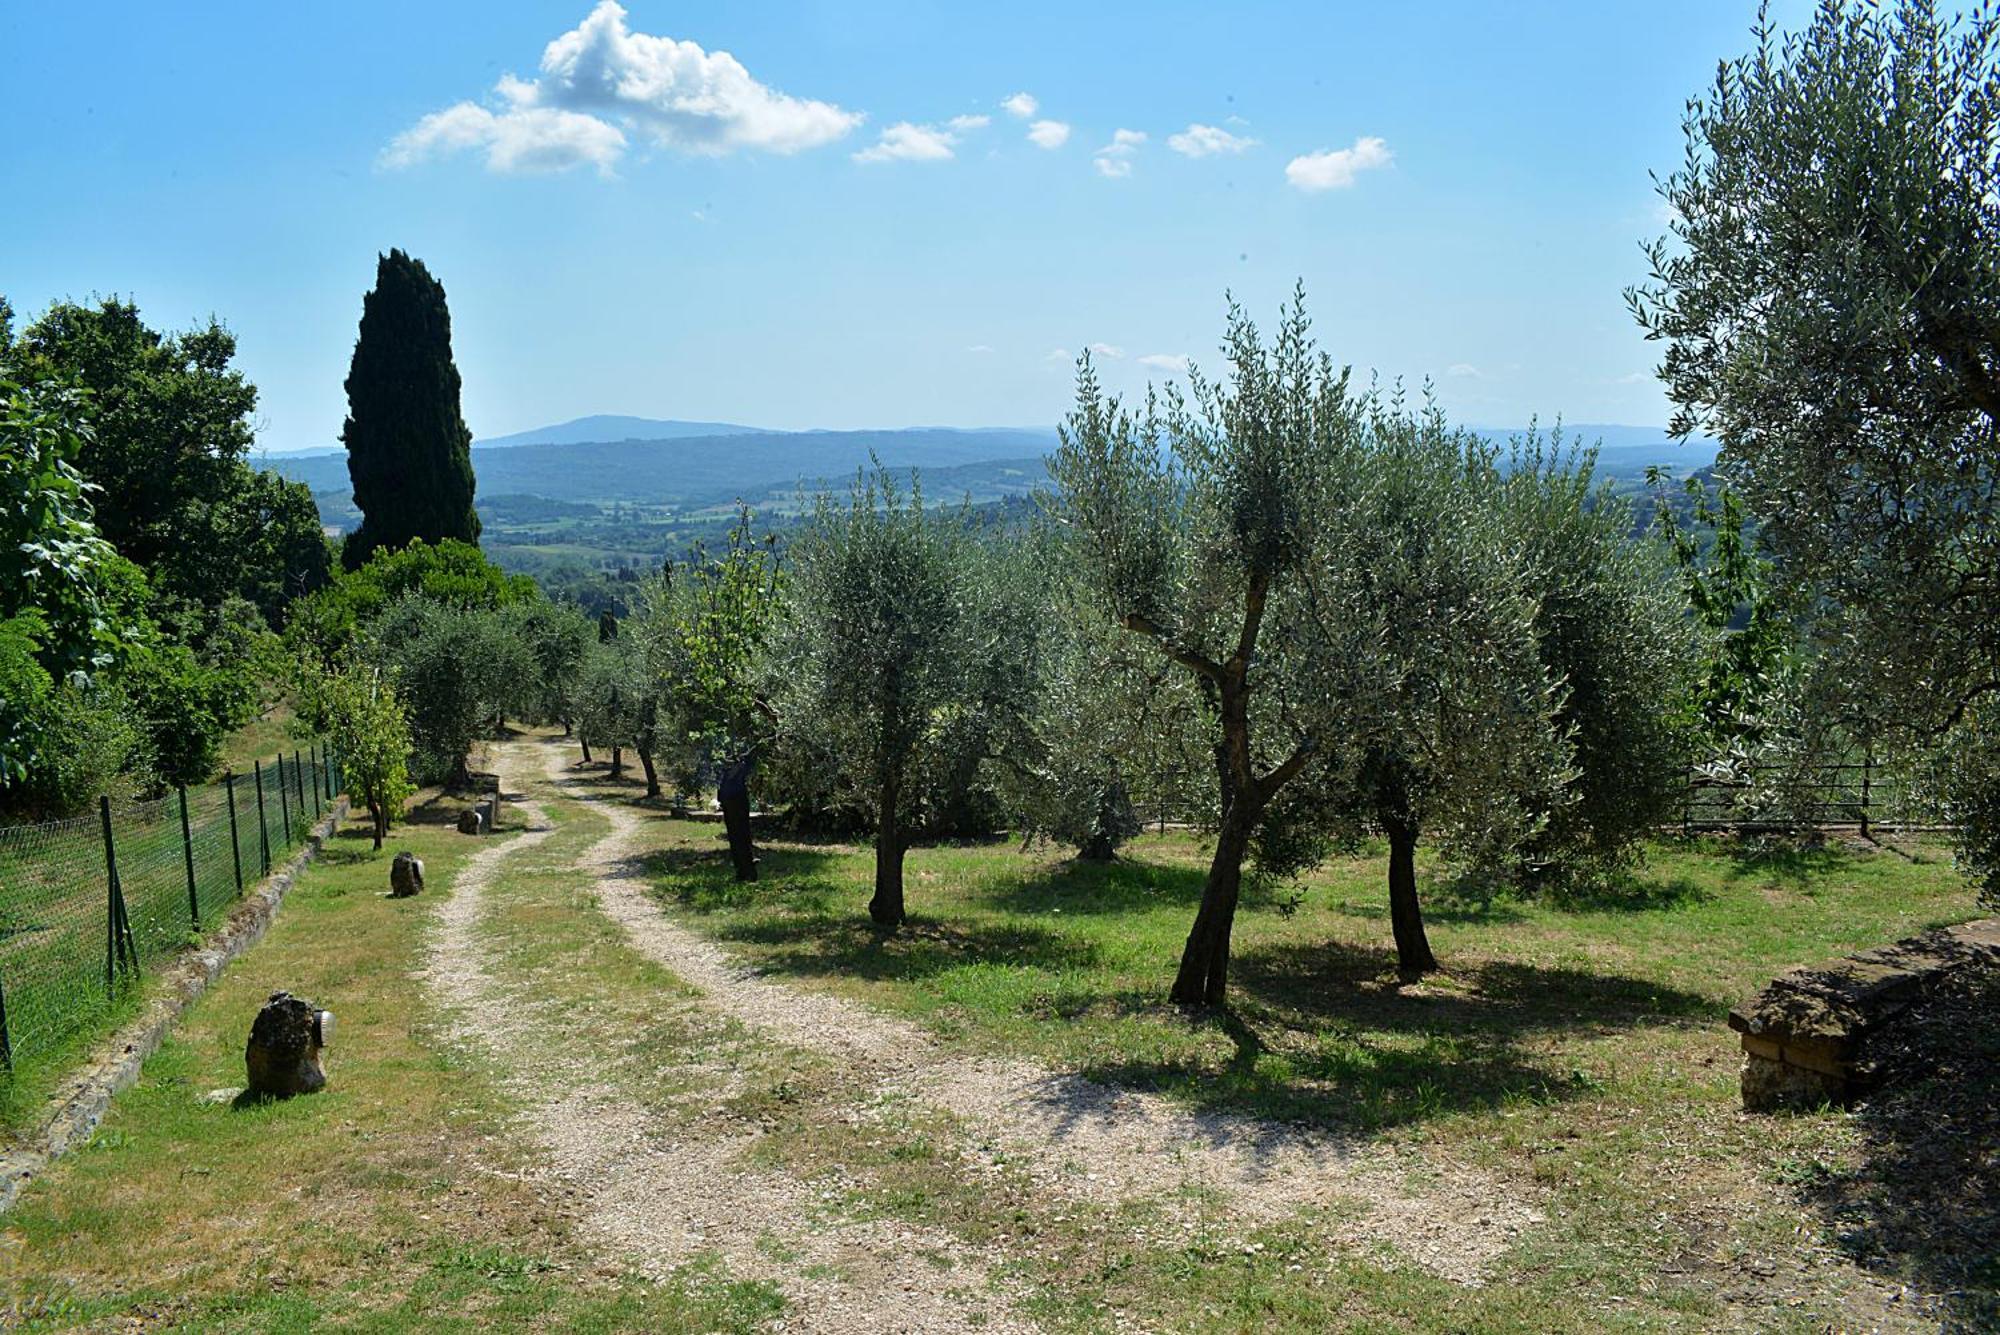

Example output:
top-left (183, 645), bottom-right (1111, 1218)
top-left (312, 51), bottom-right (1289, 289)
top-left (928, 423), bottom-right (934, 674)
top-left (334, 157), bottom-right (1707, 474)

top-left (0, 796), bottom-right (351, 1212)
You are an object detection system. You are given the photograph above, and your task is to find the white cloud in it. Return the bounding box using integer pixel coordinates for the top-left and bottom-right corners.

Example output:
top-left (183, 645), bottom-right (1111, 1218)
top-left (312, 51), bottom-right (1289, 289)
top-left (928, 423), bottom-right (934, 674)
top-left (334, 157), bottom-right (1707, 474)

top-left (853, 121), bottom-right (959, 164)
top-left (1088, 342), bottom-right (1125, 360)
top-left (948, 113), bottom-right (991, 132)
top-left (1002, 91), bottom-right (1039, 119)
top-left (1138, 353), bottom-right (1190, 373)
top-left (385, 99), bottom-right (627, 174)
top-left (1026, 119), bottom-right (1070, 149)
top-left (1446, 362), bottom-right (1483, 379)
top-left (1167, 123), bottom-right (1257, 157)
top-left (1093, 128), bottom-right (1144, 178)
top-left (1045, 347), bottom-right (1073, 363)
top-left (1284, 136), bottom-right (1392, 192)
top-left (385, 1), bottom-right (859, 173)
top-left (966, 344), bottom-right (994, 354)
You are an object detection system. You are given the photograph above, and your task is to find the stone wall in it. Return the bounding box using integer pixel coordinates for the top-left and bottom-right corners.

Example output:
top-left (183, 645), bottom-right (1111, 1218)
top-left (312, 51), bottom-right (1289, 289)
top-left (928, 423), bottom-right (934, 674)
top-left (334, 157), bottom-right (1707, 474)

top-left (1729, 918), bottom-right (2000, 1111)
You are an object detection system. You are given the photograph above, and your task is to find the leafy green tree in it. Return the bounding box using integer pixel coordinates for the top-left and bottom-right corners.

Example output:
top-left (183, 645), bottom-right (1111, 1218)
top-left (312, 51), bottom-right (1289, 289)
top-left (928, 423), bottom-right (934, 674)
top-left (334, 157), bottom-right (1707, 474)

top-left (0, 378), bottom-right (133, 809)
top-left (296, 660), bottom-right (413, 848)
top-left (0, 379), bottom-right (117, 679)
top-left (507, 599), bottom-right (597, 733)
top-left (1, 297), bottom-right (329, 622)
top-left (340, 250), bottom-right (480, 570)
top-left (773, 469), bottom-right (1042, 925)
top-left (1498, 438), bottom-right (1705, 882)
top-left (1326, 408), bottom-right (1574, 972)
top-left (995, 548), bottom-right (1190, 863)
top-left (632, 509), bottom-right (786, 875)
top-left (3, 299), bottom-right (253, 573)
top-left (572, 636), bottom-right (642, 780)
top-left (286, 538), bottom-right (533, 666)
top-left (1633, 0), bottom-right (2000, 891)
top-left (367, 596), bottom-right (527, 786)
top-left (1056, 296), bottom-right (1637, 994)
top-left (1646, 473), bottom-right (1791, 763)
top-left (1053, 301), bottom-right (1368, 1000)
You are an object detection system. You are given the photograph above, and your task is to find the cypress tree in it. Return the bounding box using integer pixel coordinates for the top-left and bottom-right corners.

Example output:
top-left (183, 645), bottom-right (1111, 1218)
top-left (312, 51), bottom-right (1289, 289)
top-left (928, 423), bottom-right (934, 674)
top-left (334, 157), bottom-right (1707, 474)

top-left (340, 249), bottom-right (480, 570)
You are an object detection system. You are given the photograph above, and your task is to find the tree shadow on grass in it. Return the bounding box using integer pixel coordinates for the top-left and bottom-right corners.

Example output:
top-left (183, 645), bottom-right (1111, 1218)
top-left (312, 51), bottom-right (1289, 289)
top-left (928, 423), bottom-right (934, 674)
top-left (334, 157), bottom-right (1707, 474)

top-left (1800, 964), bottom-right (2000, 1328)
top-left (314, 842), bottom-right (378, 868)
top-left (1077, 939), bottom-right (1719, 1131)
top-left (674, 881), bottom-right (1104, 986)
top-left (637, 844), bottom-right (846, 915)
top-left (1539, 872), bottom-right (1715, 913)
top-left (1713, 837), bottom-right (1852, 887)
top-left (981, 854), bottom-right (1209, 916)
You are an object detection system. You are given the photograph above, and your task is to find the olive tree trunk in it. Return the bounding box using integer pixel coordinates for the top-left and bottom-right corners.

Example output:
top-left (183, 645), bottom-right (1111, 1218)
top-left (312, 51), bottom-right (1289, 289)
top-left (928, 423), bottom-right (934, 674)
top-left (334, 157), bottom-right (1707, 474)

top-left (1168, 808), bottom-right (1254, 1005)
top-left (1385, 815), bottom-right (1438, 975)
top-left (637, 745), bottom-right (661, 799)
top-left (869, 772), bottom-right (906, 926)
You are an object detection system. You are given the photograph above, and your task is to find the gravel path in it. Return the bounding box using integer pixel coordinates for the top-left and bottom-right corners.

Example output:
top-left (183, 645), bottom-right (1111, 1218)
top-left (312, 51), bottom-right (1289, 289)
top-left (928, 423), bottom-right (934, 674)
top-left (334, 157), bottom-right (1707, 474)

top-left (535, 738), bottom-right (1542, 1287)
top-left (422, 759), bottom-right (1032, 1335)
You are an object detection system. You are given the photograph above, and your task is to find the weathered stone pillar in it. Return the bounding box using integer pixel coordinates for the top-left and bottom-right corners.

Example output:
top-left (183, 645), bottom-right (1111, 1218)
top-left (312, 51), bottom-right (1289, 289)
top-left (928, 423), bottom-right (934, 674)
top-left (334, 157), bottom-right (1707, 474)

top-left (389, 851), bottom-right (425, 897)
top-left (245, 991), bottom-right (331, 1098)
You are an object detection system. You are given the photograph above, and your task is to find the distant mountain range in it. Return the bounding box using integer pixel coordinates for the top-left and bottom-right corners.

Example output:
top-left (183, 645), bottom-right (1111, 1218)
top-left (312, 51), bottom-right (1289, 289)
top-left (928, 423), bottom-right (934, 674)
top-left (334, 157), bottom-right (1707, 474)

top-left (261, 415), bottom-right (1716, 516)
top-left (474, 414), bottom-right (770, 449)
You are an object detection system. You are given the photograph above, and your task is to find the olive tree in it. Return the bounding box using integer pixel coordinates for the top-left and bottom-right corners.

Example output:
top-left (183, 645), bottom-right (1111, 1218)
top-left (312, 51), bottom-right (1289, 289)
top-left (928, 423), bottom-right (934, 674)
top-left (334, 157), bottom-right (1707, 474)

top-left (367, 595), bottom-right (531, 786)
top-left (1056, 296), bottom-right (1614, 996)
top-left (1632, 0), bottom-right (2000, 891)
top-left (1052, 297), bottom-right (1373, 1001)
top-left (773, 468), bottom-right (1041, 926)
top-left (1500, 435), bottom-right (1706, 882)
top-left (998, 553), bottom-right (1202, 862)
top-left (572, 634), bottom-right (643, 782)
top-left (1317, 404), bottom-right (1578, 973)
top-left (632, 510), bottom-right (785, 878)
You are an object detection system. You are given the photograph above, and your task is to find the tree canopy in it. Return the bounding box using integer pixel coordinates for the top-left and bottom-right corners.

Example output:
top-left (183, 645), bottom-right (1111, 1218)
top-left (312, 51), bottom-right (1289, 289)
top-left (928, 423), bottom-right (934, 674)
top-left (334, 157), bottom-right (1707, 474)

top-left (1632, 0), bottom-right (2000, 892)
top-left (772, 468), bottom-right (1041, 925)
top-left (340, 250), bottom-right (481, 570)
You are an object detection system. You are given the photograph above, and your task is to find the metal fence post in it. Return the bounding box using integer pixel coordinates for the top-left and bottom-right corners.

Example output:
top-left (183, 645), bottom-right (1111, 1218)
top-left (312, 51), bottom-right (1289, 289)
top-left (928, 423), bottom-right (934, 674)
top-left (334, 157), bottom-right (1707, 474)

top-left (294, 748), bottom-right (307, 826)
top-left (277, 753), bottom-right (292, 846)
top-left (254, 760), bottom-right (271, 873)
top-left (308, 744), bottom-right (321, 819)
top-left (178, 784), bottom-right (199, 930)
top-left (0, 974), bottom-right (11, 1071)
top-left (99, 796), bottom-right (136, 991)
top-left (1860, 750), bottom-right (1874, 840)
top-left (225, 770), bottom-right (243, 894)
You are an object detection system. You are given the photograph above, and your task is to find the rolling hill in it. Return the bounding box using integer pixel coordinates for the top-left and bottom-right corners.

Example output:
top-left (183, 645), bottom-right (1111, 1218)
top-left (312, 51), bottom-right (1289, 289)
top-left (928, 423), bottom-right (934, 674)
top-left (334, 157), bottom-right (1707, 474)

top-left (266, 426), bottom-right (1063, 508)
top-left (473, 414), bottom-right (770, 450)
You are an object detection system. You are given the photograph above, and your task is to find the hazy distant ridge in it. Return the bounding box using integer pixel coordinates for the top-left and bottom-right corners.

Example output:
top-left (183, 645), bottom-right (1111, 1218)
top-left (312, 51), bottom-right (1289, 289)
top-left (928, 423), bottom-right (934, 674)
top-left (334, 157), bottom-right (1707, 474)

top-left (474, 414), bottom-right (770, 450)
top-left (263, 417), bottom-right (1714, 512)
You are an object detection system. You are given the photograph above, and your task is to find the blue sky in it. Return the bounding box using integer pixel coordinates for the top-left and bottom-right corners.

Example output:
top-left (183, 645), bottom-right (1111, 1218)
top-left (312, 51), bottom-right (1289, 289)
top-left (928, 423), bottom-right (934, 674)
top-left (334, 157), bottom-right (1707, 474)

top-left (2, 2), bottom-right (1812, 451)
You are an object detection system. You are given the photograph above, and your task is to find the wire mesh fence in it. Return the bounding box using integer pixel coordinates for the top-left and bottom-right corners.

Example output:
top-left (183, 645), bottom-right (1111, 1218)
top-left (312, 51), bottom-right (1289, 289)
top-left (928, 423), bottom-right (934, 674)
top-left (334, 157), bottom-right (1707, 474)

top-left (0, 743), bottom-right (343, 1075)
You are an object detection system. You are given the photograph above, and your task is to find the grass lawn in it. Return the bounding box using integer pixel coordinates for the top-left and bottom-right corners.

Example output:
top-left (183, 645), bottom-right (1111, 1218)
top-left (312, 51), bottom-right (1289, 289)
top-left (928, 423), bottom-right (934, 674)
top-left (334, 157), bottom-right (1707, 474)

top-left (0, 789), bottom-right (779, 1333)
top-left (628, 807), bottom-right (1985, 1327)
top-left (215, 703), bottom-right (300, 781)
top-left (5, 737), bottom-right (1985, 1332)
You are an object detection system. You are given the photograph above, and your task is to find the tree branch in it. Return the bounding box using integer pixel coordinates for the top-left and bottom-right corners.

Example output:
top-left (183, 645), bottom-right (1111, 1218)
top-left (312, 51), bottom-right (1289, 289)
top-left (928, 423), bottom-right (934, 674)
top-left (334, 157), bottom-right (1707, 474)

top-left (1120, 610), bottom-right (1225, 682)
top-left (1252, 735), bottom-right (1316, 809)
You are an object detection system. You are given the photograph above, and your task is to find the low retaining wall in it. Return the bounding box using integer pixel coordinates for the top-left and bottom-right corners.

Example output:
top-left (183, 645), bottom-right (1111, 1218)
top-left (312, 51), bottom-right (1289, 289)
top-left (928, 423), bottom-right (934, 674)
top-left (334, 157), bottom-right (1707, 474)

top-left (1729, 917), bottom-right (2000, 1111)
top-left (0, 797), bottom-right (351, 1210)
